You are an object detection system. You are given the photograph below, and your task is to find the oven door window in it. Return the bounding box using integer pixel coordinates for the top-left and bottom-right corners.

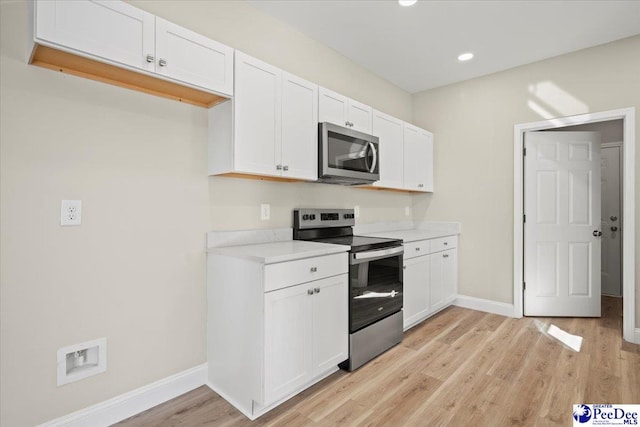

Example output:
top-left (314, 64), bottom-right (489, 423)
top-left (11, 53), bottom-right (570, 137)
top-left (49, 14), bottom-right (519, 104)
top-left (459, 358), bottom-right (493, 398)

top-left (327, 131), bottom-right (377, 174)
top-left (350, 254), bottom-right (403, 332)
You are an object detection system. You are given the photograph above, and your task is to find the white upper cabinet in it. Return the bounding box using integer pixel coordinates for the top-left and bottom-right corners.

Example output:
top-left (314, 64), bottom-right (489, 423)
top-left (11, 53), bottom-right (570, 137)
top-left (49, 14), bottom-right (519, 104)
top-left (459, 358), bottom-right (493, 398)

top-left (155, 18), bottom-right (233, 95)
top-left (403, 123), bottom-right (434, 192)
top-left (372, 110), bottom-right (404, 189)
top-left (209, 52), bottom-right (318, 181)
top-left (35, 0), bottom-right (155, 73)
top-left (318, 87), bottom-right (372, 133)
top-left (281, 72), bottom-right (319, 181)
top-left (33, 0), bottom-right (233, 100)
top-left (233, 52), bottom-right (282, 176)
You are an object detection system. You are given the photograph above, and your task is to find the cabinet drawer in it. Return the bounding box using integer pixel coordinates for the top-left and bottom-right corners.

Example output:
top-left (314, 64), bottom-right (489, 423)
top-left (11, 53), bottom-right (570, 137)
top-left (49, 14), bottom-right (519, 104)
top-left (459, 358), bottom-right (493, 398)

top-left (404, 240), bottom-right (431, 260)
top-left (264, 252), bottom-right (348, 292)
top-left (430, 236), bottom-right (457, 253)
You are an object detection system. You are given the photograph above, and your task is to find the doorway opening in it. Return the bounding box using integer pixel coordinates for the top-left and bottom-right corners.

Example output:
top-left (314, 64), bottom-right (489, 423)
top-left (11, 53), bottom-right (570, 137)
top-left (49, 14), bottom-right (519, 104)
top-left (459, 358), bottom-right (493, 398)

top-left (513, 108), bottom-right (636, 343)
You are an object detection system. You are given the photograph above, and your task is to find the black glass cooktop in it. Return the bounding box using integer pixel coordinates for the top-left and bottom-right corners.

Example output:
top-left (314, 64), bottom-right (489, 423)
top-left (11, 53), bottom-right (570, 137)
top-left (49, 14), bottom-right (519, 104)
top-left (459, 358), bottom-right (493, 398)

top-left (313, 235), bottom-right (402, 253)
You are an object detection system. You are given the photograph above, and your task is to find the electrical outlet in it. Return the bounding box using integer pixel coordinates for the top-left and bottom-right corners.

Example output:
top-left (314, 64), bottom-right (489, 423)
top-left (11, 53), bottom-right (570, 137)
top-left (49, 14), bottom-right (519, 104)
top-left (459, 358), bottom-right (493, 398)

top-left (354, 205), bottom-right (360, 218)
top-left (61, 200), bottom-right (82, 226)
top-left (260, 204), bottom-right (270, 221)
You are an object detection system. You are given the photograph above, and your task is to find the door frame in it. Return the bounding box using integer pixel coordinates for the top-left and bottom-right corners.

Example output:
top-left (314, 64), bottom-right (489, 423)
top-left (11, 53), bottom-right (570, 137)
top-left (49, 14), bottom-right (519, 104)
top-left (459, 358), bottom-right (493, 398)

top-left (601, 142), bottom-right (623, 297)
top-left (513, 107), bottom-right (636, 343)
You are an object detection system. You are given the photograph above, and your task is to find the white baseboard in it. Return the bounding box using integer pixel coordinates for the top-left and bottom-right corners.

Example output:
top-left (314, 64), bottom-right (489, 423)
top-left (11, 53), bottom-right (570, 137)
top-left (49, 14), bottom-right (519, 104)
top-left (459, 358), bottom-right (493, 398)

top-left (454, 295), bottom-right (517, 318)
top-left (634, 328), bottom-right (640, 345)
top-left (39, 364), bottom-right (207, 427)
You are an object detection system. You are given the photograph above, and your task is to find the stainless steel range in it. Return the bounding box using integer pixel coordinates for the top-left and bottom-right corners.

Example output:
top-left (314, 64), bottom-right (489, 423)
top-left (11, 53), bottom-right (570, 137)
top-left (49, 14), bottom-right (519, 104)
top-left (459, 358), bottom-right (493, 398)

top-left (293, 208), bottom-right (403, 371)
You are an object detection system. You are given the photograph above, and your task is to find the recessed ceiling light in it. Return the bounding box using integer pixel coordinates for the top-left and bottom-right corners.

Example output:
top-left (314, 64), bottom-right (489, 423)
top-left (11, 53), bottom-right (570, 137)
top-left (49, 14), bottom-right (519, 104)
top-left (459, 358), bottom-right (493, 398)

top-left (398, 0), bottom-right (417, 6)
top-left (458, 52), bottom-right (474, 62)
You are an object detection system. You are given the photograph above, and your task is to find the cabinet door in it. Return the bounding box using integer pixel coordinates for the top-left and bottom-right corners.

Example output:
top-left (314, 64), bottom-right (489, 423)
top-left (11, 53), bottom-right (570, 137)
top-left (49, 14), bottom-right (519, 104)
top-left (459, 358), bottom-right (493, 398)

top-left (264, 284), bottom-right (313, 405)
top-left (347, 99), bottom-right (373, 134)
top-left (281, 72), bottom-right (318, 181)
top-left (155, 18), bottom-right (233, 96)
top-left (403, 255), bottom-right (431, 330)
top-left (372, 110), bottom-right (404, 189)
top-left (312, 275), bottom-right (348, 375)
top-left (430, 249), bottom-right (457, 313)
top-left (403, 123), bottom-right (433, 192)
top-left (318, 87), bottom-right (349, 128)
top-left (35, 0), bottom-right (154, 73)
top-left (234, 52), bottom-right (282, 176)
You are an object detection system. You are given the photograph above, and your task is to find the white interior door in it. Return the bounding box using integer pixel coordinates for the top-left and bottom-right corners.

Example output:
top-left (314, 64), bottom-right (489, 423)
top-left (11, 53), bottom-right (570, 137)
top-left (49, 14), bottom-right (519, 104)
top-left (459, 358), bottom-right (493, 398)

top-left (601, 145), bottom-right (622, 297)
top-left (524, 131), bottom-right (602, 317)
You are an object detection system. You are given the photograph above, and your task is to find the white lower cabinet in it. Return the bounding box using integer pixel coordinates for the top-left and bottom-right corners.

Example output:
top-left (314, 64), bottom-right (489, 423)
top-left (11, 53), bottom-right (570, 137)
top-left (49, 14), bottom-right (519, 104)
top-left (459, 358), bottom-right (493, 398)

top-left (264, 274), bottom-right (348, 405)
top-left (402, 236), bottom-right (458, 330)
top-left (430, 248), bottom-right (458, 313)
top-left (207, 251), bottom-right (348, 420)
top-left (403, 255), bottom-right (431, 328)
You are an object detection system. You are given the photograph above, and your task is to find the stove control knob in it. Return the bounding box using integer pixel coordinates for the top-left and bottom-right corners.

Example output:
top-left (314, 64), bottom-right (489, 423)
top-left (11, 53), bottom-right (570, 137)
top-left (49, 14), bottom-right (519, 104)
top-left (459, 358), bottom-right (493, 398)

top-left (302, 214), bottom-right (310, 220)
top-left (310, 214), bottom-right (316, 220)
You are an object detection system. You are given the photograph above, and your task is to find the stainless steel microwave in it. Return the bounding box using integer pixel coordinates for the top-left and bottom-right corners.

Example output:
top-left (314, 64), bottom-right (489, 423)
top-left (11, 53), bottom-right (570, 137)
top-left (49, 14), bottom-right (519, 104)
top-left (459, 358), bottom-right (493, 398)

top-left (318, 122), bottom-right (380, 185)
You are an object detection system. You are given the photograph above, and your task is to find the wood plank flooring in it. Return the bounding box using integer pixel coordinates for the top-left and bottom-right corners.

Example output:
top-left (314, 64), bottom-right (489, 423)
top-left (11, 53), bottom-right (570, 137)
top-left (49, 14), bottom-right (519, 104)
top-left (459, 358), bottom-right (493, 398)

top-left (116, 296), bottom-right (639, 426)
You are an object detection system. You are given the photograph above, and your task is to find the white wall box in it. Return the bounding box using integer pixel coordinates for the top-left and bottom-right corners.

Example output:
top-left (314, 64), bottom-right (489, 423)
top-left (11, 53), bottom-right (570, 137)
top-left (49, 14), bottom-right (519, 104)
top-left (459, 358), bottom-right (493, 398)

top-left (209, 51), bottom-right (318, 181)
top-left (402, 236), bottom-right (457, 330)
top-left (207, 251), bottom-right (348, 419)
top-left (403, 123), bottom-right (434, 192)
top-left (30, 0), bottom-right (233, 107)
top-left (319, 87), bottom-right (373, 134)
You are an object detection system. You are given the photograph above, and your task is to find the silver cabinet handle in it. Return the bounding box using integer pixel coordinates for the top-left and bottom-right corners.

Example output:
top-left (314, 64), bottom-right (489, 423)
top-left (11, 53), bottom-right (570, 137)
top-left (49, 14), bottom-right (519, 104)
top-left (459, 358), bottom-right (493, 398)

top-left (307, 289), bottom-right (314, 296)
top-left (276, 164), bottom-right (282, 170)
top-left (314, 287), bottom-right (320, 294)
top-left (310, 267), bottom-right (317, 272)
top-left (443, 254), bottom-right (449, 258)
top-left (418, 184), bottom-right (424, 188)
top-left (610, 215), bottom-right (618, 221)
top-left (403, 265), bottom-right (406, 270)
top-left (159, 58), bottom-right (167, 67)
top-left (146, 54), bottom-right (154, 63)
top-left (593, 230), bottom-right (603, 237)
top-left (283, 165), bottom-right (289, 171)
top-left (415, 247), bottom-right (421, 251)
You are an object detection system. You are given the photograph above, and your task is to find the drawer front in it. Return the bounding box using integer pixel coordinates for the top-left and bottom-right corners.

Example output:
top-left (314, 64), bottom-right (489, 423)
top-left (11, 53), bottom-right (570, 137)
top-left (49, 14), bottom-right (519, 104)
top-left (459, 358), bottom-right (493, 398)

top-left (403, 240), bottom-right (431, 260)
top-left (264, 252), bottom-right (348, 292)
top-left (430, 235), bottom-right (457, 253)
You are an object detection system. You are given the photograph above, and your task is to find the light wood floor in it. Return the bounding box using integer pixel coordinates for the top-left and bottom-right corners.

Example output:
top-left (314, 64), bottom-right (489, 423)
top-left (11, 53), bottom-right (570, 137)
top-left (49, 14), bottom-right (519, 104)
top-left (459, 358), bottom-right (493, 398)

top-left (116, 296), bottom-right (639, 426)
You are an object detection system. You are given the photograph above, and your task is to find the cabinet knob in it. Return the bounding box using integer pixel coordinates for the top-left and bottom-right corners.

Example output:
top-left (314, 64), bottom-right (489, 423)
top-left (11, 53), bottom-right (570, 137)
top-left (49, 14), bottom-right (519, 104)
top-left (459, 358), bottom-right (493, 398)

top-left (283, 165), bottom-right (289, 171)
top-left (610, 215), bottom-right (618, 221)
top-left (415, 247), bottom-right (420, 251)
top-left (444, 242), bottom-right (448, 246)
top-left (611, 226), bottom-right (618, 232)
top-left (307, 289), bottom-right (314, 296)
top-left (159, 58), bottom-right (167, 67)
top-left (314, 287), bottom-right (320, 294)
top-left (443, 254), bottom-right (449, 258)
top-left (403, 265), bottom-right (406, 270)
top-left (276, 164), bottom-right (282, 170)
top-left (310, 267), bottom-right (317, 273)
top-left (145, 54), bottom-right (155, 63)
top-left (418, 184), bottom-right (424, 188)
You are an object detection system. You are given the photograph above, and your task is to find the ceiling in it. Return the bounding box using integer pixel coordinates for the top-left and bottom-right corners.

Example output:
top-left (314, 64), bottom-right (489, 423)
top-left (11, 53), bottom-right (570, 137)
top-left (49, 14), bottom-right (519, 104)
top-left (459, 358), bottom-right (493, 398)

top-left (248, 0), bottom-right (640, 94)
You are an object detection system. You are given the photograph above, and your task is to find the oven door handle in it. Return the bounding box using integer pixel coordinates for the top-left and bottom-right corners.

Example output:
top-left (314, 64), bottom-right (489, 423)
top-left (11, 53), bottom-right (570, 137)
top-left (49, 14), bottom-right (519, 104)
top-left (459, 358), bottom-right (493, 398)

top-left (352, 246), bottom-right (404, 261)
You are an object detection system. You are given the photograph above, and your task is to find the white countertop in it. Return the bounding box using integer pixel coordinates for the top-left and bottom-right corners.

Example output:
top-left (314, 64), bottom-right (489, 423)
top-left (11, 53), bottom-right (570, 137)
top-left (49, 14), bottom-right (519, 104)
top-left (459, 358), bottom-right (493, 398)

top-left (357, 221), bottom-right (461, 243)
top-left (362, 228), bottom-right (456, 243)
top-left (207, 240), bottom-right (348, 264)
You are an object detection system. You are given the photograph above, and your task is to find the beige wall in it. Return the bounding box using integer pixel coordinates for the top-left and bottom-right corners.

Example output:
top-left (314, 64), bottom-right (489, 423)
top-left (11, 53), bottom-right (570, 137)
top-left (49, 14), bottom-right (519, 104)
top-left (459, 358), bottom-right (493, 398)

top-left (412, 35), bottom-right (640, 325)
top-left (0, 1), bottom-right (412, 426)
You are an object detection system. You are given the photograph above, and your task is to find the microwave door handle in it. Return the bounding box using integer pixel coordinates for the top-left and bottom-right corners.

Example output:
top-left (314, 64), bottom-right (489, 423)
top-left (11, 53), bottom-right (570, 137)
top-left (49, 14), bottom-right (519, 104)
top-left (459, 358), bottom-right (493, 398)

top-left (368, 141), bottom-right (377, 173)
top-left (364, 143), bottom-right (371, 172)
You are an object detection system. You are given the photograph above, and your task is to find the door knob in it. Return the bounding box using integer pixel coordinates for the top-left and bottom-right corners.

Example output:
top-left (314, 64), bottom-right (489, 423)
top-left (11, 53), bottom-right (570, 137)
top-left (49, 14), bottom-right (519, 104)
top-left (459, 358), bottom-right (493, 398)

top-left (611, 226), bottom-right (618, 232)
top-left (610, 216), bottom-right (618, 221)
top-left (593, 230), bottom-right (603, 237)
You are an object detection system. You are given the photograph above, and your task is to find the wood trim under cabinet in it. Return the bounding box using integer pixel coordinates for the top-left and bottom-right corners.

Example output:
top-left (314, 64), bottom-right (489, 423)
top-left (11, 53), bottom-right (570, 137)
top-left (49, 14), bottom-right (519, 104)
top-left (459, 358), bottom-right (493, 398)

top-left (30, 44), bottom-right (228, 108)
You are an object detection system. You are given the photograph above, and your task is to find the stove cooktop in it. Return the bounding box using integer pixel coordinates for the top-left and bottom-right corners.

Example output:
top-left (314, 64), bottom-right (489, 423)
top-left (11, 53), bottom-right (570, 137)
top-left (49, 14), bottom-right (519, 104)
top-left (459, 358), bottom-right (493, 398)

top-left (313, 235), bottom-right (402, 253)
